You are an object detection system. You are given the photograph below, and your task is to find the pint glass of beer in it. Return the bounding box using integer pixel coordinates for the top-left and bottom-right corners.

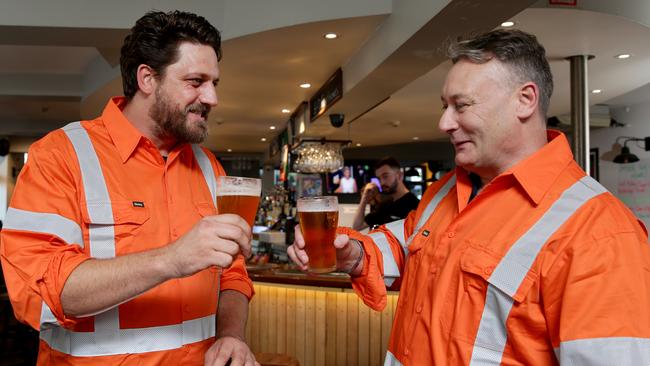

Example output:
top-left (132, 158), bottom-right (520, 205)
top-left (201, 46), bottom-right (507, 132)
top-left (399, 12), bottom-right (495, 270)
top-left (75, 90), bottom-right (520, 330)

top-left (297, 196), bottom-right (339, 273)
top-left (216, 176), bottom-right (261, 226)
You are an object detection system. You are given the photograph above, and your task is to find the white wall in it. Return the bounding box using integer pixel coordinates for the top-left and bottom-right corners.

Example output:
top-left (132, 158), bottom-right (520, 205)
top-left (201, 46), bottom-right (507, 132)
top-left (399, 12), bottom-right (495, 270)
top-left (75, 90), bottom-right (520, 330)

top-left (591, 102), bottom-right (650, 162)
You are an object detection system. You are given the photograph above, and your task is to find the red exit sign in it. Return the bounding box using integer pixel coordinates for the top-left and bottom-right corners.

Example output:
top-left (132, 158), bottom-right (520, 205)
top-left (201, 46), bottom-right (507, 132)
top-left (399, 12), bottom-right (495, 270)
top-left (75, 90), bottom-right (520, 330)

top-left (549, 0), bottom-right (577, 5)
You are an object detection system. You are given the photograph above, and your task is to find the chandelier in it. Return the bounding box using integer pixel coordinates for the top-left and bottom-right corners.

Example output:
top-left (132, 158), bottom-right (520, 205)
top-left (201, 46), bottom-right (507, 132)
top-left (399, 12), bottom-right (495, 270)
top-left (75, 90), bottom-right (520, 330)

top-left (292, 139), bottom-right (349, 173)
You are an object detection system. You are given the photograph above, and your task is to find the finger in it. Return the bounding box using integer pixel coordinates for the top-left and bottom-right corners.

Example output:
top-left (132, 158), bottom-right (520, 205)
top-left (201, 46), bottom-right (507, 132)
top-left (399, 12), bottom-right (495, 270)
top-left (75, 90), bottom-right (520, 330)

top-left (293, 225), bottom-right (305, 249)
top-left (228, 352), bottom-right (246, 366)
top-left (213, 239), bottom-right (240, 256)
top-left (212, 345), bottom-right (233, 366)
top-left (212, 223), bottom-right (252, 257)
top-left (333, 234), bottom-right (350, 249)
top-left (287, 245), bottom-right (309, 271)
top-left (211, 214), bottom-right (252, 239)
top-left (210, 251), bottom-right (235, 268)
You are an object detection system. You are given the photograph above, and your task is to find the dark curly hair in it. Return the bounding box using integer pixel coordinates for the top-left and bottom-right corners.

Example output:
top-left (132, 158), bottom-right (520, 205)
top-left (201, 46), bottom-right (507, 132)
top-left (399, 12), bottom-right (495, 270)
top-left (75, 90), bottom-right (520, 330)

top-left (120, 10), bottom-right (222, 100)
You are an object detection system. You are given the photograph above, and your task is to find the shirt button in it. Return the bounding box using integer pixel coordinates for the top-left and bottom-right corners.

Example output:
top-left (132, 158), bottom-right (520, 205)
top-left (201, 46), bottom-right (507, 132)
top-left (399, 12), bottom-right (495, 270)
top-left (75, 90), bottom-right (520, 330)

top-left (447, 231), bottom-right (456, 238)
top-left (404, 348), bottom-right (410, 356)
top-left (416, 303), bottom-right (423, 313)
top-left (429, 266), bottom-right (437, 274)
top-left (484, 266), bottom-right (494, 275)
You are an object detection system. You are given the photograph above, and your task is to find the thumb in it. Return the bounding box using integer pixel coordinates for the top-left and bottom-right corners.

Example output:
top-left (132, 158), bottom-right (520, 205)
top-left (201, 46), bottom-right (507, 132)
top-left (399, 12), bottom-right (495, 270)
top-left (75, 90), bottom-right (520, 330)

top-left (333, 234), bottom-right (350, 249)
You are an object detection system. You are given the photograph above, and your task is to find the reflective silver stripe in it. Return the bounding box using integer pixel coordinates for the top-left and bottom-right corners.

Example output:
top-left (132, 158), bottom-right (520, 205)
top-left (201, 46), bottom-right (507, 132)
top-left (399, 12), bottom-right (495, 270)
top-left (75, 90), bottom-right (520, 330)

top-left (63, 123), bottom-right (113, 222)
top-left (469, 285), bottom-right (514, 365)
top-left (488, 176), bottom-right (607, 298)
top-left (369, 231), bottom-right (399, 287)
top-left (4, 207), bottom-right (83, 247)
top-left (40, 314), bottom-right (216, 357)
top-left (469, 176), bottom-right (608, 365)
top-left (192, 144), bottom-right (217, 208)
top-left (41, 303), bottom-right (59, 328)
top-left (405, 175), bottom-right (456, 245)
top-left (384, 350), bottom-right (403, 366)
top-left (385, 219), bottom-right (406, 255)
top-left (62, 122), bottom-right (120, 338)
top-left (555, 337), bottom-right (650, 365)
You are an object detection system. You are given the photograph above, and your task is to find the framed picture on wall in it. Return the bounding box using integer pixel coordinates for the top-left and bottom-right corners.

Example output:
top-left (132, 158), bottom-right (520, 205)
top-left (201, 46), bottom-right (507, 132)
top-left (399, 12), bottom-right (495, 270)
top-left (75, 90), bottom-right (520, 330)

top-left (590, 148), bottom-right (599, 181)
top-left (297, 174), bottom-right (322, 198)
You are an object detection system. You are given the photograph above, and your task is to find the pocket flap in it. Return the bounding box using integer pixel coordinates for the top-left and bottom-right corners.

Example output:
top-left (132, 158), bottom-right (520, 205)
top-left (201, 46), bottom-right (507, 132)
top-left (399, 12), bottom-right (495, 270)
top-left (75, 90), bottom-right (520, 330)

top-left (195, 201), bottom-right (216, 217)
top-left (81, 201), bottom-right (150, 225)
top-left (460, 245), bottom-right (537, 303)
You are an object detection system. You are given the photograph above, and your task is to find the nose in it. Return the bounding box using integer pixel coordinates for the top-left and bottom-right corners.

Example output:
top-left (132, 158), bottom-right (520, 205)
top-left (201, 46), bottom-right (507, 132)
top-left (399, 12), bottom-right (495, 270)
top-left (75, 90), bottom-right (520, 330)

top-left (199, 84), bottom-right (218, 107)
top-left (438, 106), bottom-right (457, 135)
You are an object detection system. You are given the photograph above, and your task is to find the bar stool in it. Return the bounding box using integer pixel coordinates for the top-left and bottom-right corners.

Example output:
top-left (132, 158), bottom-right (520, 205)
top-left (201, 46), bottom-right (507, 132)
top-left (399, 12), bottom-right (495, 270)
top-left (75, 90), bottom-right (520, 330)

top-left (254, 352), bottom-right (300, 366)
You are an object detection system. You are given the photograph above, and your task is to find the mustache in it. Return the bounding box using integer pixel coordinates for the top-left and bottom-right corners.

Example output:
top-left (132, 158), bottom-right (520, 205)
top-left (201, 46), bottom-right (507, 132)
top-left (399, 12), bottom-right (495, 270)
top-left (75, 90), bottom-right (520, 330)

top-left (185, 103), bottom-right (210, 118)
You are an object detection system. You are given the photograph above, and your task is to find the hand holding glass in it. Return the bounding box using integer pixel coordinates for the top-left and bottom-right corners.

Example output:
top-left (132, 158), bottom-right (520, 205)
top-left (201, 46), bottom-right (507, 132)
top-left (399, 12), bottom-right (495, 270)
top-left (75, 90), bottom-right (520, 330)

top-left (297, 196), bottom-right (339, 273)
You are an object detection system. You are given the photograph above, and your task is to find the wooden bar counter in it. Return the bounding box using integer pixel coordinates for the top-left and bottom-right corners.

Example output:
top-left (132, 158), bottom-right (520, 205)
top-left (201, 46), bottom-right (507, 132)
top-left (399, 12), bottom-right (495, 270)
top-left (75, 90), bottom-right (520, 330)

top-left (244, 266), bottom-right (399, 366)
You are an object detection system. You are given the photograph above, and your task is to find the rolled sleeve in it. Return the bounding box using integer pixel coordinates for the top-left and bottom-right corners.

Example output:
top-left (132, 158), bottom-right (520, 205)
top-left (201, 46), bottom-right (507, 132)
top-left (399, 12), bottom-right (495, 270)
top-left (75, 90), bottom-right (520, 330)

top-left (220, 255), bottom-right (255, 300)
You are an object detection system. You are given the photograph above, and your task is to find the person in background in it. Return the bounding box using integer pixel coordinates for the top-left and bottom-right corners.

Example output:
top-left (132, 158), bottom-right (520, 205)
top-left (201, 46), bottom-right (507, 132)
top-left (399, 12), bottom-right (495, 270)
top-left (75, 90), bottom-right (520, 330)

top-left (352, 157), bottom-right (419, 231)
top-left (334, 166), bottom-right (358, 193)
top-left (0, 10), bottom-right (259, 366)
top-left (289, 29), bottom-right (650, 365)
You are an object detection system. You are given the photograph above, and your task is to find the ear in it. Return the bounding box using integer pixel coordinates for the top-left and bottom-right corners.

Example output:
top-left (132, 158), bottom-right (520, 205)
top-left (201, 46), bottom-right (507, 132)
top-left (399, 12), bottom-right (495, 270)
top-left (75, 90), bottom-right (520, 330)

top-left (136, 64), bottom-right (158, 96)
top-left (516, 82), bottom-right (539, 121)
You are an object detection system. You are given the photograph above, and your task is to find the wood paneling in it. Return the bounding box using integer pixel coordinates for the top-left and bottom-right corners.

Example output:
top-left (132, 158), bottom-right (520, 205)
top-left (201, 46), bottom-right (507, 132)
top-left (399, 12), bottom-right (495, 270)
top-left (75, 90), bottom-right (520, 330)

top-left (246, 282), bottom-right (398, 366)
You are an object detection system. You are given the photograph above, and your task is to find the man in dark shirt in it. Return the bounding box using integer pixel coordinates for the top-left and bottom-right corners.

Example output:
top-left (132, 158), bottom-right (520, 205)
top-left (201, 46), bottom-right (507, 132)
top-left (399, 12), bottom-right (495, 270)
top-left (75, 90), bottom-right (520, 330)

top-left (352, 157), bottom-right (420, 230)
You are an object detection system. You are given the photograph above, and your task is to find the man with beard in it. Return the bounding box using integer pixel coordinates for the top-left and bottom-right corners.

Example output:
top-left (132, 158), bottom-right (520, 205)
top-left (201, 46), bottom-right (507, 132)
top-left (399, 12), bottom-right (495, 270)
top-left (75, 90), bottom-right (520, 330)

top-left (352, 157), bottom-right (419, 231)
top-left (0, 11), bottom-right (259, 366)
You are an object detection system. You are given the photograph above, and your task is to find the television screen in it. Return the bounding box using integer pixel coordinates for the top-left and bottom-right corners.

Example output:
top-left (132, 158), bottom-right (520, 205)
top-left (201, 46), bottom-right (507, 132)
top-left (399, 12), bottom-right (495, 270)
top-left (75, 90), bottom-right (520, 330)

top-left (326, 161), bottom-right (375, 195)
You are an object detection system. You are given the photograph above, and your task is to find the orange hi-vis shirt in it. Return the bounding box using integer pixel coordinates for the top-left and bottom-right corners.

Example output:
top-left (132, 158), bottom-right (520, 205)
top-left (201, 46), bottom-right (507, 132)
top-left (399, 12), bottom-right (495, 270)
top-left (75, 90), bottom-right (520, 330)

top-left (339, 131), bottom-right (650, 365)
top-left (0, 97), bottom-right (254, 365)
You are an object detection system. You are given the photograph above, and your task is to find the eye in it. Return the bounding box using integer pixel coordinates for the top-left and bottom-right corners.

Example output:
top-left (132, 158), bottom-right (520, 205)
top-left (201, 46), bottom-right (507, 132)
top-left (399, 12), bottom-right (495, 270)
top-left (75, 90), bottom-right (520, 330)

top-left (456, 102), bottom-right (469, 112)
top-left (188, 78), bottom-right (203, 86)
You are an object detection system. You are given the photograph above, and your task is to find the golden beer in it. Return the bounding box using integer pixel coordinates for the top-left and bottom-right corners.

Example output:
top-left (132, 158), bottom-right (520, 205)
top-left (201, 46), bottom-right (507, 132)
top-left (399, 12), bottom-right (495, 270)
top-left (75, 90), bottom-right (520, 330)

top-left (217, 195), bottom-right (260, 226)
top-left (216, 176), bottom-right (262, 226)
top-left (297, 196), bottom-right (338, 273)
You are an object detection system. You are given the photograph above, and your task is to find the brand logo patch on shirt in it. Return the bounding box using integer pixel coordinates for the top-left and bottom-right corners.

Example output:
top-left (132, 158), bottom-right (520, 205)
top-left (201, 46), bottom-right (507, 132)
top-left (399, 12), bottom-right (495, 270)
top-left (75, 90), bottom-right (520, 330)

top-left (132, 201), bottom-right (145, 208)
top-left (422, 230), bottom-right (430, 237)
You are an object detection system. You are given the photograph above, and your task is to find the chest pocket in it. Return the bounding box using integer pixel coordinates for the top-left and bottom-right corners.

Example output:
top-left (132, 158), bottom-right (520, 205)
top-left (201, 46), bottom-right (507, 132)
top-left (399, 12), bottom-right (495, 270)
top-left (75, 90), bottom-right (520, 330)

top-left (196, 201), bottom-right (216, 217)
top-left (80, 201), bottom-right (150, 256)
top-left (442, 243), bottom-right (541, 344)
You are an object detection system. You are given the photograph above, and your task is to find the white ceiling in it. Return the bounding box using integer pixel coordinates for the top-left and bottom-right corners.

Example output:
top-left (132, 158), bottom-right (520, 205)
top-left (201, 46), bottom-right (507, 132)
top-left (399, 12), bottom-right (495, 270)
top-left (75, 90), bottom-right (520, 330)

top-left (1, 3), bottom-right (650, 156)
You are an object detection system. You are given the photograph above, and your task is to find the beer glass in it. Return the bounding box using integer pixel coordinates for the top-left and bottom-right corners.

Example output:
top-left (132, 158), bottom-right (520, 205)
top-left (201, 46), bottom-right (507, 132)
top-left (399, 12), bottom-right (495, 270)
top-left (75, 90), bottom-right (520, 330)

top-left (297, 196), bottom-right (339, 273)
top-left (216, 176), bottom-right (261, 226)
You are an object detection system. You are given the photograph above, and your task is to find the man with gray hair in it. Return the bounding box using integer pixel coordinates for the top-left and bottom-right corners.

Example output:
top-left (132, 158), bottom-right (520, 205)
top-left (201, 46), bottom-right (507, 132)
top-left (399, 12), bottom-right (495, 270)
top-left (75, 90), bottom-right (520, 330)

top-left (289, 29), bottom-right (650, 365)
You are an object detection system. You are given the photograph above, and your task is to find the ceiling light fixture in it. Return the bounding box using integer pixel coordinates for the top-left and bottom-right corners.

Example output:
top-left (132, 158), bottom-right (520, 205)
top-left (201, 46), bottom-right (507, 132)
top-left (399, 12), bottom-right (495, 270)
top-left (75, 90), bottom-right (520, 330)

top-left (324, 33), bottom-right (338, 39)
top-left (227, 149), bottom-right (232, 152)
top-left (592, 89), bottom-right (602, 94)
top-left (615, 53), bottom-right (631, 59)
top-left (299, 83), bottom-right (311, 89)
top-left (501, 21), bottom-right (515, 27)
top-left (270, 126), bottom-right (276, 130)
top-left (281, 109), bottom-right (291, 114)
top-left (261, 137), bottom-right (267, 142)
top-left (292, 138), bottom-right (350, 173)
top-left (356, 143), bottom-right (362, 147)
top-left (412, 137), bottom-right (420, 141)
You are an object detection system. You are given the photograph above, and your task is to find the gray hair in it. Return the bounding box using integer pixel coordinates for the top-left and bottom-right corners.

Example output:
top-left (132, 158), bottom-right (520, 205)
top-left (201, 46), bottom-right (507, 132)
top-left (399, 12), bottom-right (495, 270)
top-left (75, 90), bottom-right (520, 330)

top-left (447, 29), bottom-right (553, 118)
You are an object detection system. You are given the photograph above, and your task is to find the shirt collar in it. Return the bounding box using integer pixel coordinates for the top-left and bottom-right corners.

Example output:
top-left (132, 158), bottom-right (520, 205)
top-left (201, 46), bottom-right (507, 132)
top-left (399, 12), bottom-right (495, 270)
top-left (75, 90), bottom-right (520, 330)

top-left (102, 96), bottom-right (144, 163)
top-left (455, 130), bottom-right (573, 208)
top-left (509, 130), bottom-right (574, 205)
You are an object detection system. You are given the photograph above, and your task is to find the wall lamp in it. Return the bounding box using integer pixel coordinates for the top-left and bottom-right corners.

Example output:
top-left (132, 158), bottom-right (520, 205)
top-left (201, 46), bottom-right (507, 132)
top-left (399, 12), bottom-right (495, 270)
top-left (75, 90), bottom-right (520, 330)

top-left (613, 136), bottom-right (650, 164)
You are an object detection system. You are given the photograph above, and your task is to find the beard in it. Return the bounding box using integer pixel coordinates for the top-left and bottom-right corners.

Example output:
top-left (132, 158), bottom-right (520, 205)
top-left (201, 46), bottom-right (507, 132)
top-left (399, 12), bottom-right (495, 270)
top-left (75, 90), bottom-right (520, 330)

top-left (381, 180), bottom-right (398, 195)
top-left (149, 87), bottom-right (210, 144)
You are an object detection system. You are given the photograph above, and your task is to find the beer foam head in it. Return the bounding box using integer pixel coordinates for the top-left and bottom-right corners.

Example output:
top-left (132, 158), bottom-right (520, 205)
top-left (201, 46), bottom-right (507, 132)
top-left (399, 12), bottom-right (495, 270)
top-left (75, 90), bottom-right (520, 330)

top-left (216, 176), bottom-right (261, 196)
top-left (297, 196), bottom-right (338, 212)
